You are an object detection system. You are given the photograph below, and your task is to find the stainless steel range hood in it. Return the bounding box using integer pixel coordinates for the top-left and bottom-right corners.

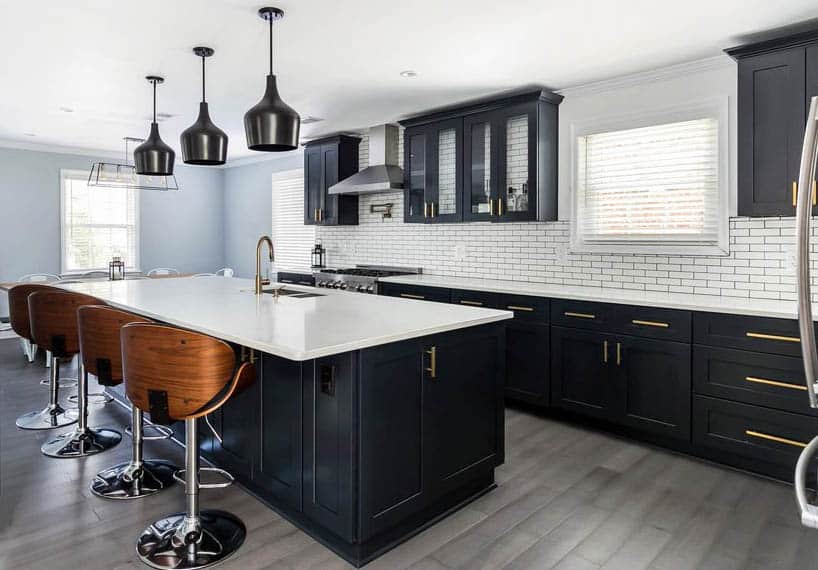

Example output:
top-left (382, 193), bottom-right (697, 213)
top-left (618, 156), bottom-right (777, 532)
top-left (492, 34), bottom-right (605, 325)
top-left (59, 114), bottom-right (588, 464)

top-left (328, 124), bottom-right (403, 195)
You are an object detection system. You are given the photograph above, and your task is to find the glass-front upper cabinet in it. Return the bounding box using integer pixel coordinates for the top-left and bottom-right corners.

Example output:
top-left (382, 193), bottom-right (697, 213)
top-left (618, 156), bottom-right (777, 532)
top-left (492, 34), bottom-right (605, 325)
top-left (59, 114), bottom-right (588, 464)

top-left (404, 118), bottom-right (463, 223)
top-left (464, 112), bottom-right (495, 222)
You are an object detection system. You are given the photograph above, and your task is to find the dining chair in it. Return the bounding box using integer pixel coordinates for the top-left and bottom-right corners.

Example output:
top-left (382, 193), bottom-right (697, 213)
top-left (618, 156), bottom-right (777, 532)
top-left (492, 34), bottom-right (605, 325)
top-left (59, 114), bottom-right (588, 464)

top-left (146, 268), bottom-right (180, 277)
top-left (192, 273), bottom-right (216, 278)
top-left (215, 268), bottom-right (234, 277)
top-left (81, 270), bottom-right (109, 278)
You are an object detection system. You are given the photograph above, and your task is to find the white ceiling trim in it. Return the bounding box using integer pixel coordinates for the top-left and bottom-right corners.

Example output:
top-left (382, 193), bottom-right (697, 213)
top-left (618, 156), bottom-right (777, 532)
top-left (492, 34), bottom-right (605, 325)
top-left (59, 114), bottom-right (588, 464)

top-left (0, 138), bottom-right (120, 160)
top-left (556, 56), bottom-right (734, 97)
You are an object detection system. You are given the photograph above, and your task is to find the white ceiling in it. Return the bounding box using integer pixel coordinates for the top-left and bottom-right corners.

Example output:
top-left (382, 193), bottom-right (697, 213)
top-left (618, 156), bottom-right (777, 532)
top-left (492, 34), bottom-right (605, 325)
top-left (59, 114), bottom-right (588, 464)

top-left (1, 0), bottom-right (817, 163)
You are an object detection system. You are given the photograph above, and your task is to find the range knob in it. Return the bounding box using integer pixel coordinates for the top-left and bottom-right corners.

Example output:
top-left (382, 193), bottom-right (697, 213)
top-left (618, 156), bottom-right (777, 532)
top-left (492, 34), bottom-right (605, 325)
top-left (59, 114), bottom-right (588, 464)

top-left (339, 283), bottom-right (348, 290)
top-left (356, 285), bottom-right (365, 292)
top-left (365, 285), bottom-right (374, 294)
top-left (317, 281), bottom-right (326, 288)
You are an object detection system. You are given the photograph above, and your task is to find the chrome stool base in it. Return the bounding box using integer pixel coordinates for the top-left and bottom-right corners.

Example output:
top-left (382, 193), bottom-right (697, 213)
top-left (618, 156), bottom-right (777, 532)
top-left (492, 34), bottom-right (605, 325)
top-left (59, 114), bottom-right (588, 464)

top-left (90, 459), bottom-right (178, 500)
top-left (41, 427), bottom-right (121, 458)
top-left (16, 405), bottom-right (78, 430)
top-left (136, 510), bottom-right (246, 570)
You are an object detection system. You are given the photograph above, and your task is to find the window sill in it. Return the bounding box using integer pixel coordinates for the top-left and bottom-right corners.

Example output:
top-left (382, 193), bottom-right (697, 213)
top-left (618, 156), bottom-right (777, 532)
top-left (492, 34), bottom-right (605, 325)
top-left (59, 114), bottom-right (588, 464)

top-left (570, 243), bottom-right (730, 256)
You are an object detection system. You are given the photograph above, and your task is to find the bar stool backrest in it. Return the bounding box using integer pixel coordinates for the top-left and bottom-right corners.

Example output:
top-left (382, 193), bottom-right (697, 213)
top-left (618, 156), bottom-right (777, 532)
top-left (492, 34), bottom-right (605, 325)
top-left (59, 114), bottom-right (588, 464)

top-left (28, 290), bottom-right (102, 358)
top-left (78, 305), bottom-right (152, 386)
top-left (8, 283), bottom-right (56, 341)
top-left (121, 323), bottom-right (254, 423)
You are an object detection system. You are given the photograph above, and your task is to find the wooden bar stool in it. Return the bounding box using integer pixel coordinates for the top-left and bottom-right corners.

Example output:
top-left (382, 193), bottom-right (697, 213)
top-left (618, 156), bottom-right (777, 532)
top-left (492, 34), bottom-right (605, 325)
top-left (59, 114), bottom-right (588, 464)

top-left (122, 322), bottom-right (254, 569)
top-left (15, 288), bottom-right (98, 430)
top-left (9, 283), bottom-right (52, 365)
top-left (86, 306), bottom-right (179, 499)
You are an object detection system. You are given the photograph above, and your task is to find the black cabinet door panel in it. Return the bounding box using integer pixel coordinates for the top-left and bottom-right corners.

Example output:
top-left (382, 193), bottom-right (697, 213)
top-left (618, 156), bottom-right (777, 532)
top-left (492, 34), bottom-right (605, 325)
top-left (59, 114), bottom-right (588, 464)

top-left (737, 48), bottom-right (806, 216)
top-left (551, 326), bottom-right (614, 418)
top-left (505, 321), bottom-right (549, 404)
top-left (615, 336), bottom-right (691, 440)
top-left (359, 339), bottom-right (425, 541)
top-left (426, 325), bottom-right (504, 497)
top-left (692, 345), bottom-right (815, 416)
top-left (303, 354), bottom-right (356, 541)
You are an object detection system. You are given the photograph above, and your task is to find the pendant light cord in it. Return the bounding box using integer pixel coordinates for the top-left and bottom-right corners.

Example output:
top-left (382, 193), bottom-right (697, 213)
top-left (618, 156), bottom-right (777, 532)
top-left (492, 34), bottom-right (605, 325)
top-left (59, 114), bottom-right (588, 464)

top-left (269, 16), bottom-right (274, 76)
top-left (152, 79), bottom-right (157, 124)
top-left (201, 55), bottom-right (206, 102)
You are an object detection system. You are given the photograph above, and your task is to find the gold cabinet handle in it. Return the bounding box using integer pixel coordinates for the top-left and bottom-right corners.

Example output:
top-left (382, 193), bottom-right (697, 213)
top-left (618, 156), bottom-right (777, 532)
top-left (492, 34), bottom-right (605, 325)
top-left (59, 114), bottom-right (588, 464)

top-left (565, 311), bottom-right (596, 319)
top-left (616, 342), bottom-right (621, 366)
top-left (489, 198), bottom-right (496, 216)
top-left (745, 376), bottom-right (807, 391)
top-left (507, 305), bottom-right (534, 312)
top-left (814, 180), bottom-right (817, 206)
top-left (793, 181), bottom-right (798, 207)
top-left (431, 202), bottom-right (437, 218)
top-left (632, 319), bottom-right (669, 328)
top-left (459, 300), bottom-right (483, 306)
top-left (746, 332), bottom-right (800, 343)
top-left (745, 429), bottom-right (807, 448)
top-left (498, 197), bottom-right (504, 216)
top-left (426, 346), bottom-right (437, 379)
top-left (400, 293), bottom-right (425, 300)
top-left (423, 202), bottom-right (429, 218)
top-left (603, 340), bottom-right (608, 364)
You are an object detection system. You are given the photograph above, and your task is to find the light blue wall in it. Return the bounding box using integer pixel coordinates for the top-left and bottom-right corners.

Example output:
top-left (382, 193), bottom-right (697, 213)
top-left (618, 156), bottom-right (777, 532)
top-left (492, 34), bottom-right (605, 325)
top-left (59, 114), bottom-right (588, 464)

top-left (223, 153), bottom-right (302, 277)
top-left (0, 147), bottom-right (225, 316)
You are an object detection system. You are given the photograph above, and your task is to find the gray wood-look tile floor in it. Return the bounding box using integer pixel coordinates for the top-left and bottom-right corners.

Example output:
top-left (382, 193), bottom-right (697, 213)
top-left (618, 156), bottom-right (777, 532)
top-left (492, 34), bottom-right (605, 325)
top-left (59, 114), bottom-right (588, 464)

top-left (1, 337), bottom-right (815, 569)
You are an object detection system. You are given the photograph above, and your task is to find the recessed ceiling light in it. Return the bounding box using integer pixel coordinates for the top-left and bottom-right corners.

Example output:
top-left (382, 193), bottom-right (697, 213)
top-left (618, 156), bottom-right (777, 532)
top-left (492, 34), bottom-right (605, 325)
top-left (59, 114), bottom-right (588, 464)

top-left (400, 70), bottom-right (418, 78)
top-left (302, 116), bottom-right (324, 125)
top-left (24, 132), bottom-right (36, 137)
top-left (59, 107), bottom-right (74, 113)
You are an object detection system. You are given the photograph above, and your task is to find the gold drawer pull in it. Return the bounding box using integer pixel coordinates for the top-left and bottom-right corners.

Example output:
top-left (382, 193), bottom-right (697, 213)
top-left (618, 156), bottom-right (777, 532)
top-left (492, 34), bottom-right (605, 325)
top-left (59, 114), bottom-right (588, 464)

top-left (745, 429), bottom-right (807, 448)
top-left (426, 346), bottom-right (437, 379)
top-left (400, 293), bottom-right (425, 300)
top-left (459, 300), bottom-right (483, 306)
top-left (793, 181), bottom-right (798, 207)
top-left (603, 340), bottom-right (608, 364)
top-left (507, 305), bottom-right (534, 312)
top-left (632, 319), bottom-right (669, 328)
top-left (746, 332), bottom-right (800, 343)
top-left (565, 311), bottom-right (596, 319)
top-left (745, 376), bottom-right (807, 391)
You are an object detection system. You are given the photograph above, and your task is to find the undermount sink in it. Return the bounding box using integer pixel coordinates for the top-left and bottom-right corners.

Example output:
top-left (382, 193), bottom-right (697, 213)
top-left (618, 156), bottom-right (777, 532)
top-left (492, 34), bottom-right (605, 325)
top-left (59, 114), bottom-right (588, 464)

top-left (262, 287), bottom-right (324, 299)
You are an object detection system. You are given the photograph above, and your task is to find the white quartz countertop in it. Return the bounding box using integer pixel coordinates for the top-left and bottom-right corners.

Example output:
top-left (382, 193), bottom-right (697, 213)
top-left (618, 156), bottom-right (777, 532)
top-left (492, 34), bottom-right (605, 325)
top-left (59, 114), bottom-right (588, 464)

top-left (57, 277), bottom-right (512, 361)
top-left (379, 274), bottom-right (814, 321)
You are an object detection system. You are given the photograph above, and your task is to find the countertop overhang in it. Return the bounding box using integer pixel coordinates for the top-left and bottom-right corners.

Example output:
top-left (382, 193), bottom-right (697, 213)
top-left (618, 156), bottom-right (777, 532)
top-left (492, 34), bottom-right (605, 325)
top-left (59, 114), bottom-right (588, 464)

top-left (380, 274), bottom-right (810, 321)
top-left (56, 277), bottom-right (512, 361)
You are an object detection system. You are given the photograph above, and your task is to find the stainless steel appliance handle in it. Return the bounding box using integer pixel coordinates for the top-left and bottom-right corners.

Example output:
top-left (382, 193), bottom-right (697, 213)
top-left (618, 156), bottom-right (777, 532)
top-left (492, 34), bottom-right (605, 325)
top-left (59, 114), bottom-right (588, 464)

top-left (795, 435), bottom-right (818, 528)
top-left (796, 96), bottom-right (818, 408)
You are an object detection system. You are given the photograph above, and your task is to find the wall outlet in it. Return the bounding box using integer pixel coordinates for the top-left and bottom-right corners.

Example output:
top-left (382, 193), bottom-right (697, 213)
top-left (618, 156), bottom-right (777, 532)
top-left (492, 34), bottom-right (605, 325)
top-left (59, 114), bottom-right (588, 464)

top-left (454, 243), bottom-right (466, 262)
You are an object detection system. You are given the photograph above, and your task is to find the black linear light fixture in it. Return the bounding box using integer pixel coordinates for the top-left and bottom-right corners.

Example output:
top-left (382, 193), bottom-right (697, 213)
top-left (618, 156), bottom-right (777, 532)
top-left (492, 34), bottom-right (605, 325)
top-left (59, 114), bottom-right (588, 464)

top-left (244, 6), bottom-right (300, 152)
top-left (134, 76), bottom-right (176, 176)
top-left (181, 47), bottom-right (228, 165)
top-left (88, 137), bottom-right (179, 191)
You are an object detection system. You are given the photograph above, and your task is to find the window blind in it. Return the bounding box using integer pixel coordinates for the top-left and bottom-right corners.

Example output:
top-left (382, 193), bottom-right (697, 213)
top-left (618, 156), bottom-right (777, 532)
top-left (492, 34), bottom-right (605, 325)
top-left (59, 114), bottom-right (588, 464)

top-left (61, 171), bottom-right (138, 272)
top-left (576, 117), bottom-right (719, 244)
top-left (272, 171), bottom-right (315, 269)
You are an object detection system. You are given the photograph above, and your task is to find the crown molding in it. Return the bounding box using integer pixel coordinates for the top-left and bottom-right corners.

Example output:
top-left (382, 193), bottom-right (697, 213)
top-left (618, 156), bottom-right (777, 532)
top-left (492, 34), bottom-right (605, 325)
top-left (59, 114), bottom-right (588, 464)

top-left (555, 55), bottom-right (734, 97)
top-left (0, 138), bottom-right (121, 160)
top-left (222, 146), bottom-right (305, 169)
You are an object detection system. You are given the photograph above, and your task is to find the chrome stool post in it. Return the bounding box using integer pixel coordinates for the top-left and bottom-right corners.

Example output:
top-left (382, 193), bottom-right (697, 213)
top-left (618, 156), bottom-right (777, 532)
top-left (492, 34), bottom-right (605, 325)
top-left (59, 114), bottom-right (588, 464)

top-left (41, 362), bottom-right (121, 458)
top-left (90, 405), bottom-right (177, 499)
top-left (16, 355), bottom-right (78, 430)
top-left (137, 418), bottom-right (245, 569)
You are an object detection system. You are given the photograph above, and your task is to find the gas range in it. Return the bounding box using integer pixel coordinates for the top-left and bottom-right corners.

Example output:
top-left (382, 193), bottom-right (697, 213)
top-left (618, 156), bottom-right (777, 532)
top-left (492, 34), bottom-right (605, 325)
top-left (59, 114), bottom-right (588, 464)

top-left (314, 265), bottom-right (421, 294)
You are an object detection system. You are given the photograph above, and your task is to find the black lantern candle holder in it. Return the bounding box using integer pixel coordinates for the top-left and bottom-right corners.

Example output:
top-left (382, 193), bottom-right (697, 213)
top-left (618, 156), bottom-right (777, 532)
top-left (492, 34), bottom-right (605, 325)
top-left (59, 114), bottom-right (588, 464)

top-left (311, 241), bottom-right (326, 269)
top-left (109, 256), bottom-right (125, 281)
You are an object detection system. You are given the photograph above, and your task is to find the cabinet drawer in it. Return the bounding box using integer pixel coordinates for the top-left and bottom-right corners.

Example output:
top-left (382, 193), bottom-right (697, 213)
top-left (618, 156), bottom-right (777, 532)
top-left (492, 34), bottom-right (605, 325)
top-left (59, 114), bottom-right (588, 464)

top-left (500, 294), bottom-right (549, 323)
top-left (450, 289), bottom-right (503, 309)
top-left (692, 345), bottom-right (815, 416)
top-left (614, 305), bottom-right (691, 342)
top-left (277, 271), bottom-right (315, 287)
top-left (379, 282), bottom-right (452, 304)
top-left (693, 395), bottom-right (818, 481)
top-left (551, 299), bottom-right (614, 331)
top-left (693, 312), bottom-right (806, 357)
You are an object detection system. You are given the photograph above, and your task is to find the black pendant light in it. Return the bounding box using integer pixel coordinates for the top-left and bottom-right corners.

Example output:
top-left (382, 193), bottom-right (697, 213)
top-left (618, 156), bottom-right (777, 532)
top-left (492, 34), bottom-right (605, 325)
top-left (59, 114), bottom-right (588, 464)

top-left (181, 47), bottom-right (228, 165)
top-left (244, 6), bottom-right (300, 152)
top-left (134, 76), bottom-right (176, 176)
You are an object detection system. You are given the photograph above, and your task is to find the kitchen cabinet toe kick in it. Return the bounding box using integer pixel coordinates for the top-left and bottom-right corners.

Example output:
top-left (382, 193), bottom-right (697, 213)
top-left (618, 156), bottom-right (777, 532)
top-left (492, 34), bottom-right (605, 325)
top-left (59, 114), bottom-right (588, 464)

top-left (107, 322), bottom-right (505, 568)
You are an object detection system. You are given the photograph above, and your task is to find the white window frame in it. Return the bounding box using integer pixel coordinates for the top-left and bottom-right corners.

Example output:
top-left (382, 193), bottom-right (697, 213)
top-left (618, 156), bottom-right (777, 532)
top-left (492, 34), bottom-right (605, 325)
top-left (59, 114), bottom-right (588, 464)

top-left (271, 168), bottom-right (315, 270)
top-left (60, 168), bottom-right (141, 274)
top-left (570, 98), bottom-right (729, 256)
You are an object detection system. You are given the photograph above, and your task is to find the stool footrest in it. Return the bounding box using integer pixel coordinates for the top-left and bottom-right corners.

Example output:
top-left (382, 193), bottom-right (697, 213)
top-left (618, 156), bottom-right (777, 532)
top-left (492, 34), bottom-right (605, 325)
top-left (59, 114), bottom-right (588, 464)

top-left (67, 391), bottom-right (113, 407)
top-left (174, 466), bottom-right (235, 489)
top-left (125, 423), bottom-right (174, 441)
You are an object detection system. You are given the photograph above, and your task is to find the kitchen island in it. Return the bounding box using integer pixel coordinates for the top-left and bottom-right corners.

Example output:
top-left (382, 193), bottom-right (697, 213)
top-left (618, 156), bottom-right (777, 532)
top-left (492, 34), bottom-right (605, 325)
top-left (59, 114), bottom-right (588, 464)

top-left (58, 276), bottom-right (512, 567)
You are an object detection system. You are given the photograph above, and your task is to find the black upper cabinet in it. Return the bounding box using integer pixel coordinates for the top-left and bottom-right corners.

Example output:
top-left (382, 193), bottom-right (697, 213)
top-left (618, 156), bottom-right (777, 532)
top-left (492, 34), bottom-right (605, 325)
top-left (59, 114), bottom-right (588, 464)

top-left (404, 118), bottom-right (463, 223)
top-left (303, 135), bottom-right (360, 226)
top-left (401, 90), bottom-right (561, 223)
top-left (727, 31), bottom-right (818, 217)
